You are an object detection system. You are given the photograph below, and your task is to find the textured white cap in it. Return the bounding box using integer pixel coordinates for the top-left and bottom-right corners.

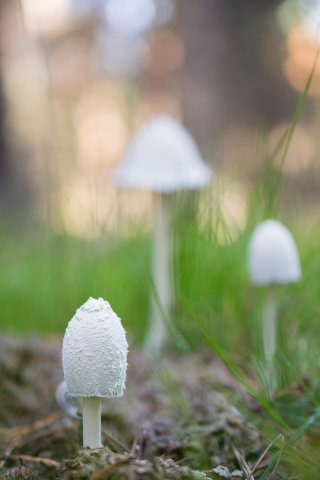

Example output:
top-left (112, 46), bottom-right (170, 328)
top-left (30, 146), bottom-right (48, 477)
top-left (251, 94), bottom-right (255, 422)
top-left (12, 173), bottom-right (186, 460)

top-left (248, 219), bottom-right (301, 286)
top-left (114, 115), bottom-right (212, 192)
top-left (62, 297), bottom-right (128, 398)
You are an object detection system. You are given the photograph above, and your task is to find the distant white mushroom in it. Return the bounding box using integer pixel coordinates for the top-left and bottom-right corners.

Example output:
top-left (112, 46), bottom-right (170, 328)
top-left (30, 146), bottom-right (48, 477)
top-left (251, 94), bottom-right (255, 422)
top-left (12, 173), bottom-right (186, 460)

top-left (248, 219), bottom-right (301, 385)
top-left (62, 297), bottom-right (128, 448)
top-left (115, 115), bottom-right (212, 354)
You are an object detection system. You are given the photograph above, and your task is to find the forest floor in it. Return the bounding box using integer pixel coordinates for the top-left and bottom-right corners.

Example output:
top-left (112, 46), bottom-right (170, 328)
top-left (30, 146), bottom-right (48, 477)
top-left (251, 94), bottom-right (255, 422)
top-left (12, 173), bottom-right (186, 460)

top-left (0, 335), bottom-right (295, 479)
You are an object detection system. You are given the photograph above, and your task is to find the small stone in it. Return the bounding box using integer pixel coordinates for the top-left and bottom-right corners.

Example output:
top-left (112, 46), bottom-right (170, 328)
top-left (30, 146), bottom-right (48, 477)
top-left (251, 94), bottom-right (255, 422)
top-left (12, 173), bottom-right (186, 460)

top-left (231, 470), bottom-right (244, 478)
top-left (212, 465), bottom-right (231, 478)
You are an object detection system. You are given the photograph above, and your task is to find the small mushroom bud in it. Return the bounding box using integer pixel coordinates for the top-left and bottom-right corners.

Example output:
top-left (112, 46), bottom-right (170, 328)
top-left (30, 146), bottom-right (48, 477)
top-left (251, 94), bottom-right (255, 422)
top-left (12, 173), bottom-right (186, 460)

top-left (55, 380), bottom-right (79, 418)
top-left (62, 297), bottom-right (128, 448)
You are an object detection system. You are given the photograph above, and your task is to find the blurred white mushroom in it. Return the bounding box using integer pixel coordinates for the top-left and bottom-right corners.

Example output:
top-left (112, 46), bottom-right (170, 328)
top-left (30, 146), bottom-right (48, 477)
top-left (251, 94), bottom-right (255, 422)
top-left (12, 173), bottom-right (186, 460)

top-left (248, 219), bottom-right (301, 286)
top-left (115, 115), bottom-right (212, 354)
top-left (62, 297), bottom-right (128, 448)
top-left (248, 219), bottom-right (301, 390)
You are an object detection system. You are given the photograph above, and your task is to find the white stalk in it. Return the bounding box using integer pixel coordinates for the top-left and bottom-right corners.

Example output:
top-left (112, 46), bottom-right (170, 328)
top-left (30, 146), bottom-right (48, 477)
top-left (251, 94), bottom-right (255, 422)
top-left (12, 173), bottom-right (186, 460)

top-left (262, 285), bottom-right (278, 395)
top-left (83, 397), bottom-right (102, 448)
top-left (263, 286), bottom-right (277, 365)
top-left (145, 192), bottom-right (172, 354)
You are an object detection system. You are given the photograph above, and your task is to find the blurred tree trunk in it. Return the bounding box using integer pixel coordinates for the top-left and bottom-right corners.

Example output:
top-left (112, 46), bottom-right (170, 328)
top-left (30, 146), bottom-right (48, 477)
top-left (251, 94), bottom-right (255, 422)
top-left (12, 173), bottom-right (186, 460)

top-left (0, 0), bottom-right (14, 209)
top-left (0, 70), bottom-right (10, 198)
top-left (176, 0), bottom-right (298, 152)
top-left (0, 0), bottom-right (31, 215)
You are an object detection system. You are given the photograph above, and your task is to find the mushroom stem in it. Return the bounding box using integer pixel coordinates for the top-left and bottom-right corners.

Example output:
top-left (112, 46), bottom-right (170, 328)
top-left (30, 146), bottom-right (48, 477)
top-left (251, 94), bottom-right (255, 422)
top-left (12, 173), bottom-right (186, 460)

top-left (263, 285), bottom-right (277, 365)
top-left (83, 397), bottom-right (102, 448)
top-left (145, 192), bottom-right (172, 354)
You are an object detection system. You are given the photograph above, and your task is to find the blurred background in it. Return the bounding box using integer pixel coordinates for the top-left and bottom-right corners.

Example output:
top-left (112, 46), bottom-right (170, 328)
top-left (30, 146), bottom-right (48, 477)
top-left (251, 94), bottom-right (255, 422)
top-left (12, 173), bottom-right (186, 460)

top-left (0, 0), bottom-right (320, 355)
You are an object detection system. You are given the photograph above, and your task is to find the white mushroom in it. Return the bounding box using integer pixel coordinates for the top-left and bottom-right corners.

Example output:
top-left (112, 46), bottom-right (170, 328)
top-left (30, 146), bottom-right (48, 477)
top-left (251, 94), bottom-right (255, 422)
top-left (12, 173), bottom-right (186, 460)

top-left (62, 297), bottom-right (128, 448)
top-left (115, 115), bottom-right (212, 354)
top-left (248, 219), bottom-right (301, 389)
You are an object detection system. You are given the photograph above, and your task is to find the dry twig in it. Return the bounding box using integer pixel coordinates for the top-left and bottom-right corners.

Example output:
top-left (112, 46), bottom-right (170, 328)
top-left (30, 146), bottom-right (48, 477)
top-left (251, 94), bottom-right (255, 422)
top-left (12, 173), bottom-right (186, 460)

top-left (8, 454), bottom-right (60, 468)
top-left (0, 412), bottom-right (61, 443)
top-left (230, 441), bottom-right (254, 480)
top-left (251, 434), bottom-right (284, 476)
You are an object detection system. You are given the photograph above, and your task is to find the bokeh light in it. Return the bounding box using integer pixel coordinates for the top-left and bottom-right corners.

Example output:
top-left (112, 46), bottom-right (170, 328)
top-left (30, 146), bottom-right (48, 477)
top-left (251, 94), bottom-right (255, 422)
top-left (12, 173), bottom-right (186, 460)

top-left (105, 0), bottom-right (156, 37)
top-left (97, 29), bottom-right (147, 77)
top-left (75, 86), bottom-right (128, 171)
top-left (284, 25), bottom-right (320, 94)
top-left (21, 0), bottom-right (72, 36)
top-left (199, 179), bottom-right (247, 245)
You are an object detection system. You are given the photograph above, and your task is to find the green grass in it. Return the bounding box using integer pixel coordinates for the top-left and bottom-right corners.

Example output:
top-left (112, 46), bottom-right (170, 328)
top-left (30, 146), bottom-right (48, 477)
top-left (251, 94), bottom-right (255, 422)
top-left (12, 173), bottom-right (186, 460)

top-left (0, 57), bottom-right (320, 479)
top-left (1, 213), bottom-right (318, 355)
top-left (1, 167), bottom-right (320, 479)
top-left (0, 228), bottom-right (150, 342)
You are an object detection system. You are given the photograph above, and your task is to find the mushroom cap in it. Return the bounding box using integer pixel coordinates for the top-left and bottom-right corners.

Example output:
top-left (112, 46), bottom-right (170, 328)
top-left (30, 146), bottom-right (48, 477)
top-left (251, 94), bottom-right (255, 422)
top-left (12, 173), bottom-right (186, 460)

top-left (62, 297), bottom-right (128, 398)
top-left (248, 219), bottom-right (301, 286)
top-left (114, 115), bottom-right (212, 192)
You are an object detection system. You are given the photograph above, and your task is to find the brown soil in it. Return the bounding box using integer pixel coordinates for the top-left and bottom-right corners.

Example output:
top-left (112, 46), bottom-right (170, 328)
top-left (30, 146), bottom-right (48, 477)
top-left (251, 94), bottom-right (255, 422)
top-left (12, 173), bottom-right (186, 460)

top-left (0, 336), bottom-right (268, 479)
